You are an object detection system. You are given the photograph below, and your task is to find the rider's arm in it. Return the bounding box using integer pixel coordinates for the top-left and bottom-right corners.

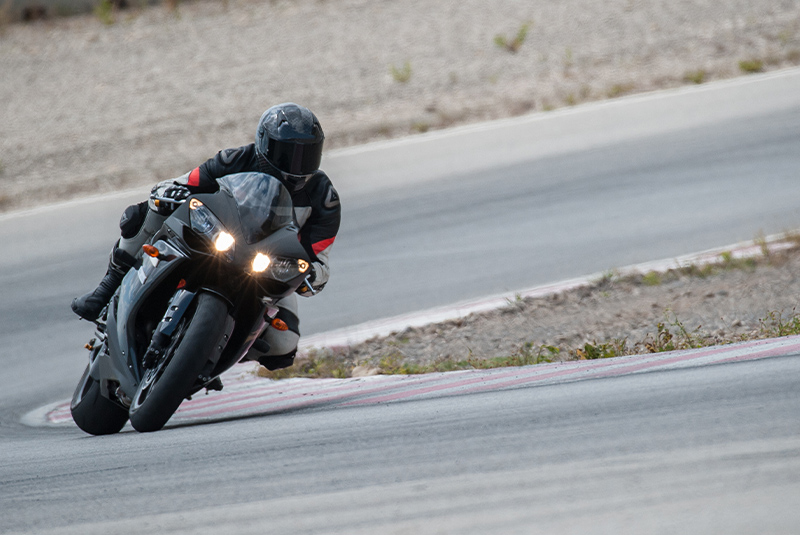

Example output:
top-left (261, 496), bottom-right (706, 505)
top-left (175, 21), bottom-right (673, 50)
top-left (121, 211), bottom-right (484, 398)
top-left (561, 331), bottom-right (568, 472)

top-left (297, 179), bottom-right (341, 296)
top-left (165, 144), bottom-right (258, 193)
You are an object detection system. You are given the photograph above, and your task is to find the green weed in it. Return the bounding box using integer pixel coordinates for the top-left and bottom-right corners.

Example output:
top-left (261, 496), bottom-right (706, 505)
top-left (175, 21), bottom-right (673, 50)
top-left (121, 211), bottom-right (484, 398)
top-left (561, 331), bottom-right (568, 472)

top-left (754, 231), bottom-right (770, 260)
top-left (258, 349), bottom-right (350, 379)
top-left (575, 339), bottom-right (627, 360)
top-left (759, 309), bottom-right (800, 338)
top-left (738, 59), bottom-right (764, 73)
top-left (607, 83), bottom-right (634, 98)
top-left (390, 61), bottom-right (412, 83)
top-left (683, 70), bottom-right (706, 84)
top-left (93, 0), bottom-right (115, 25)
top-left (412, 121), bottom-right (430, 133)
top-left (641, 271), bottom-right (662, 286)
top-left (494, 22), bottom-right (531, 54)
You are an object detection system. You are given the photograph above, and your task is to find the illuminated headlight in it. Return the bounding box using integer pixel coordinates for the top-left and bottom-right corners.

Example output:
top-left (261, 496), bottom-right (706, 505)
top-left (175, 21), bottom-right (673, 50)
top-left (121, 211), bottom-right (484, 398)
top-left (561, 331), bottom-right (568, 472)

top-left (214, 232), bottom-right (235, 252)
top-left (252, 253), bottom-right (271, 273)
top-left (189, 199), bottom-right (234, 260)
top-left (254, 256), bottom-right (310, 281)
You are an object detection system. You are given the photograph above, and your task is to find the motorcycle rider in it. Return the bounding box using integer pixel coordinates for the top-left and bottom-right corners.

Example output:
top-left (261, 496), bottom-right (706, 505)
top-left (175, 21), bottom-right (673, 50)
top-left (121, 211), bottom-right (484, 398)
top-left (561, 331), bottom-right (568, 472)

top-left (71, 103), bottom-right (340, 372)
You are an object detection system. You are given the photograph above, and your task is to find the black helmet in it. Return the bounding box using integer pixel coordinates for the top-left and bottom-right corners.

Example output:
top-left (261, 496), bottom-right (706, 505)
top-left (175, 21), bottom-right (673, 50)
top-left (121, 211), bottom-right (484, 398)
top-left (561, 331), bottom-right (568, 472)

top-left (255, 103), bottom-right (324, 191)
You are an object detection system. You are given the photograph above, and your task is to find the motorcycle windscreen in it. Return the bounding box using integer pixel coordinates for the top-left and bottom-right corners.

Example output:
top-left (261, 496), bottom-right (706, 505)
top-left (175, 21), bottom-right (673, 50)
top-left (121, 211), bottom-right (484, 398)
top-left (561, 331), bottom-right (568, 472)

top-left (218, 172), bottom-right (295, 244)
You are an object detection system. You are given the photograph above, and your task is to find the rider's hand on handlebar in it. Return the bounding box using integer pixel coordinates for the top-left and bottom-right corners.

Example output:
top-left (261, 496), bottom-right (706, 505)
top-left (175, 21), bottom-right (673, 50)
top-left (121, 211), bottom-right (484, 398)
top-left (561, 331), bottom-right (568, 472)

top-left (296, 266), bottom-right (317, 296)
top-left (163, 185), bottom-right (191, 202)
top-left (149, 183), bottom-right (191, 215)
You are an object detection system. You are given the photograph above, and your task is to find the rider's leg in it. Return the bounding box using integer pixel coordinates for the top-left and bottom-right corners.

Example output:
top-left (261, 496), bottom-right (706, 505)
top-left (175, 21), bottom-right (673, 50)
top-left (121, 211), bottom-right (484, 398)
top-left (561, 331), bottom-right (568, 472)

top-left (71, 203), bottom-right (166, 321)
top-left (244, 294), bottom-right (301, 371)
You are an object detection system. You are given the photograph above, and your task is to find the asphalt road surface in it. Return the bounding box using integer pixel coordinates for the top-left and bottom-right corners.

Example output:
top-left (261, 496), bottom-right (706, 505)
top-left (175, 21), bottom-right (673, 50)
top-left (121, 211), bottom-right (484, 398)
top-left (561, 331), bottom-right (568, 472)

top-left (1, 69), bottom-right (799, 533)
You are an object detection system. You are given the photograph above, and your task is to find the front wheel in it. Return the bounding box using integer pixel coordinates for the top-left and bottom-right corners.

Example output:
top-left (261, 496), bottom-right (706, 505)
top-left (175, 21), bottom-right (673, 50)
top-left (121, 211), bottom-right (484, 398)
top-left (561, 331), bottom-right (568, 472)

top-left (128, 292), bottom-right (229, 432)
top-left (70, 362), bottom-right (129, 436)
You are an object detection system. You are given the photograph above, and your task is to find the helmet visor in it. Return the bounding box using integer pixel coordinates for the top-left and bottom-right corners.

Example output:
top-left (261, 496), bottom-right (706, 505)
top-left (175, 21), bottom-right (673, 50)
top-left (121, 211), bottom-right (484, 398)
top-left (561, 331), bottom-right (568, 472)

top-left (267, 138), bottom-right (323, 176)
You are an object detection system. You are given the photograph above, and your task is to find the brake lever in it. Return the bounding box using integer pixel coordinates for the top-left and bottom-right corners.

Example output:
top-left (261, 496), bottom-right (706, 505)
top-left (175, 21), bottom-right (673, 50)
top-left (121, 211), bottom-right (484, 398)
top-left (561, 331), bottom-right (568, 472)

top-left (300, 275), bottom-right (317, 295)
top-left (150, 195), bottom-right (189, 215)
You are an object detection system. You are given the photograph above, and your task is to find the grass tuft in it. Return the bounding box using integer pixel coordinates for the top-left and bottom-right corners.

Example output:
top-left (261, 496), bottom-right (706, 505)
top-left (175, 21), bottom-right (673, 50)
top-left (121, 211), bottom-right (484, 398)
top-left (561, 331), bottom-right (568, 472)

top-left (641, 271), bottom-right (661, 286)
top-left (494, 22), bottom-right (531, 54)
top-left (683, 70), bottom-right (706, 84)
top-left (738, 59), bottom-right (764, 73)
top-left (606, 83), bottom-right (634, 98)
top-left (411, 121), bottom-right (430, 133)
top-left (390, 61), bottom-right (412, 83)
top-left (93, 0), bottom-right (115, 25)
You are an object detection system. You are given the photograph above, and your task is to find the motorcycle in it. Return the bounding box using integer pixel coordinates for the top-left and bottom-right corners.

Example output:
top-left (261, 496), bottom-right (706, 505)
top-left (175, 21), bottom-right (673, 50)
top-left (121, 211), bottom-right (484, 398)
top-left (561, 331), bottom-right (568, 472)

top-left (70, 172), bottom-right (312, 434)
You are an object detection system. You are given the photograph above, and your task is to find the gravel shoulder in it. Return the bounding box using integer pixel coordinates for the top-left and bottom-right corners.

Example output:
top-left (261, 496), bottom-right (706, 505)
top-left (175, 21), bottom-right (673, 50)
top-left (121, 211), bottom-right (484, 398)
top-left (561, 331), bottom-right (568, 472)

top-left (277, 239), bottom-right (800, 377)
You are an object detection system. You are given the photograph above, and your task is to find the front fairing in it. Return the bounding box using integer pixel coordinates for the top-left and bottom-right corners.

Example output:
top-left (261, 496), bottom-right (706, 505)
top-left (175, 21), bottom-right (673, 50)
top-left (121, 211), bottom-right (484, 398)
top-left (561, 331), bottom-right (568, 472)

top-left (100, 172), bottom-right (310, 398)
top-left (110, 240), bottom-right (189, 391)
top-left (165, 173), bottom-right (311, 299)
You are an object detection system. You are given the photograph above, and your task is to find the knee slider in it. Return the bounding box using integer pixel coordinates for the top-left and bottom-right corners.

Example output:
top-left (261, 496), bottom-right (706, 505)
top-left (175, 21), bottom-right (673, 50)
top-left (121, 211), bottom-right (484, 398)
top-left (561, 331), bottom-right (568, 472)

top-left (259, 349), bottom-right (297, 371)
top-left (119, 201), bottom-right (149, 239)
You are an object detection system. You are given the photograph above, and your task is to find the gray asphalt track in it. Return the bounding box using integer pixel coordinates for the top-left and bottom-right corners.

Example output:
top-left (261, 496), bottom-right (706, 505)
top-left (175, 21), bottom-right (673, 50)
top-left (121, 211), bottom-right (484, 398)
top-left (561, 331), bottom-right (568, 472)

top-left (1, 69), bottom-right (799, 533)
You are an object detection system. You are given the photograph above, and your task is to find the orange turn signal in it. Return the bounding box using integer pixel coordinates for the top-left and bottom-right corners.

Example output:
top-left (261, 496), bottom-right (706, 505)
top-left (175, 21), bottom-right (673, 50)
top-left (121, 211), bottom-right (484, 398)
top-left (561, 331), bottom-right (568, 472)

top-left (142, 244), bottom-right (160, 258)
top-left (270, 318), bottom-right (289, 332)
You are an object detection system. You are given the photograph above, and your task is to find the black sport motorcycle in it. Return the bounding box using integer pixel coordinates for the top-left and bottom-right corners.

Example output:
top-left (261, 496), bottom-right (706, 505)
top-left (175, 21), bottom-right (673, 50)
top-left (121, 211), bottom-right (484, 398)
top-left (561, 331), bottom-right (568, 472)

top-left (70, 172), bottom-right (312, 434)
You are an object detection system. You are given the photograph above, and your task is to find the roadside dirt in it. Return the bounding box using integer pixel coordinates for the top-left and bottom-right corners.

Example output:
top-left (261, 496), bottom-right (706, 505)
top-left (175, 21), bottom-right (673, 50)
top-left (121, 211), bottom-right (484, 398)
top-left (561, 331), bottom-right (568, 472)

top-left (289, 242), bottom-right (800, 376)
top-left (2, 0), bottom-right (800, 211)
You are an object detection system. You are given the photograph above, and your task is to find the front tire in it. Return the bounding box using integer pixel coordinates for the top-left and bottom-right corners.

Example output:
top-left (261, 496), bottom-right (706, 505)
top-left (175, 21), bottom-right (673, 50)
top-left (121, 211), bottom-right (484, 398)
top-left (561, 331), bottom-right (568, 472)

top-left (128, 292), bottom-right (229, 432)
top-left (70, 362), bottom-right (129, 436)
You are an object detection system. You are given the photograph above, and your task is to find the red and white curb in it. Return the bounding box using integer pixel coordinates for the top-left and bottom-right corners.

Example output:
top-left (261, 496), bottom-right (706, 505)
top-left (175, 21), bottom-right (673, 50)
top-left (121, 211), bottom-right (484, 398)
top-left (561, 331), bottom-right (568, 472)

top-left (27, 335), bottom-right (800, 429)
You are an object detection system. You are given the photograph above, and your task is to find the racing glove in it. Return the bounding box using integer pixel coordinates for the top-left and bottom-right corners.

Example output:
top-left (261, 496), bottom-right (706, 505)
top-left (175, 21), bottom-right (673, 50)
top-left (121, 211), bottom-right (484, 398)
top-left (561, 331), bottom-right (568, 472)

top-left (149, 181), bottom-right (191, 215)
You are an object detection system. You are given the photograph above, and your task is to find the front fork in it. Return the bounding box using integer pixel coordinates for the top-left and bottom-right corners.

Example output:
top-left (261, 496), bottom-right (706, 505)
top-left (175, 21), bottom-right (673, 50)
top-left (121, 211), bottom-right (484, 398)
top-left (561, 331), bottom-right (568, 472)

top-left (142, 289), bottom-right (197, 368)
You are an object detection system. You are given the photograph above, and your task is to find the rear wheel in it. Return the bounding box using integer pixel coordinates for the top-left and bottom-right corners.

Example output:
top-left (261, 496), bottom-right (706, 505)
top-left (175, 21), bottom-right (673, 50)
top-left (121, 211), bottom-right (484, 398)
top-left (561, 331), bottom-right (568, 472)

top-left (70, 360), bottom-right (129, 436)
top-left (128, 292), bottom-right (229, 432)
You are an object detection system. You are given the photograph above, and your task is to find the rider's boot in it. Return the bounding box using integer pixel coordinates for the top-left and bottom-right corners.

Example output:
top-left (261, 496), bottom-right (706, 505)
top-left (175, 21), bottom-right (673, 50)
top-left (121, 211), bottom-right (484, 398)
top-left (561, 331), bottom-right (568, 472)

top-left (71, 244), bottom-right (136, 321)
top-left (72, 203), bottom-right (168, 321)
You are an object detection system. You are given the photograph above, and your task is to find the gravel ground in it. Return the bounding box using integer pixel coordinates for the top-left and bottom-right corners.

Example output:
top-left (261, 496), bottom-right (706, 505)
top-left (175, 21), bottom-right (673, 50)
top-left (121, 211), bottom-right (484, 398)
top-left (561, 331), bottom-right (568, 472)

top-left (3, 0), bottom-right (800, 372)
top-left (1, 0), bottom-right (800, 211)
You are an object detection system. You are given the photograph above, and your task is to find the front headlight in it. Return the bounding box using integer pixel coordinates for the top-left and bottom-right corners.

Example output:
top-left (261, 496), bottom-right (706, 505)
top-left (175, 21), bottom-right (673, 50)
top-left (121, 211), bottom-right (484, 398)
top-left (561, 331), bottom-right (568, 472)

top-left (252, 253), bottom-right (271, 273)
top-left (189, 199), bottom-right (235, 260)
top-left (251, 256), bottom-right (309, 281)
top-left (214, 232), bottom-right (235, 252)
